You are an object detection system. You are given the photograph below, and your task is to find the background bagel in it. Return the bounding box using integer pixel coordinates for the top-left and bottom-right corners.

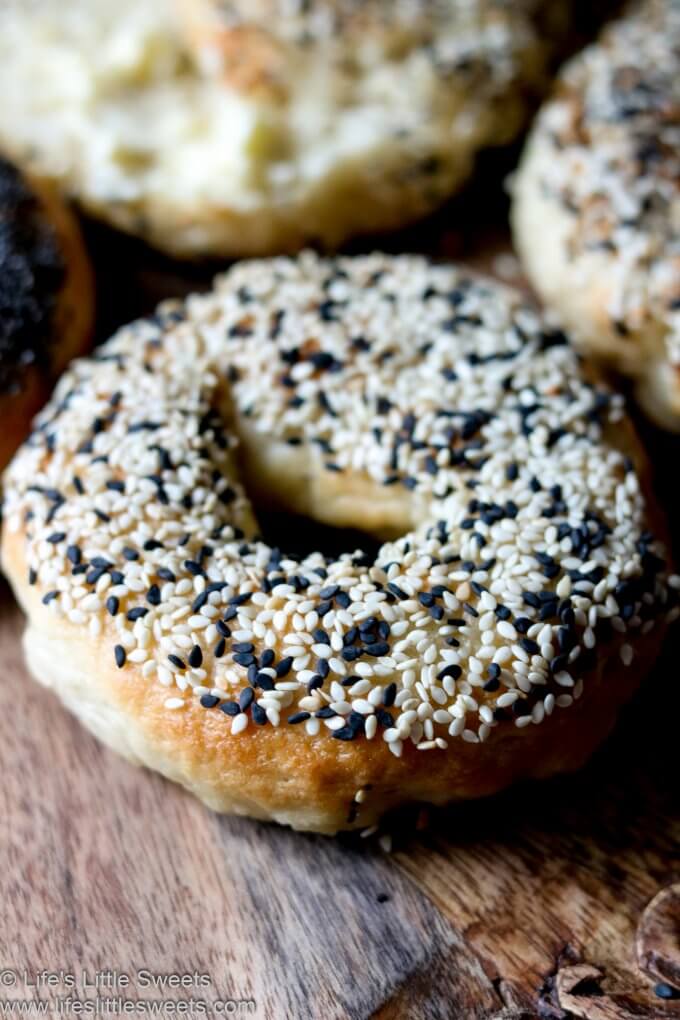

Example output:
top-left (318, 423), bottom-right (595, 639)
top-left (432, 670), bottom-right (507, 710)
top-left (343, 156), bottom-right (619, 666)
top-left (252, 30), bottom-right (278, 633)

top-left (0, 157), bottom-right (94, 473)
top-left (0, 0), bottom-right (571, 258)
top-left (511, 0), bottom-right (680, 431)
top-left (2, 253), bottom-right (676, 833)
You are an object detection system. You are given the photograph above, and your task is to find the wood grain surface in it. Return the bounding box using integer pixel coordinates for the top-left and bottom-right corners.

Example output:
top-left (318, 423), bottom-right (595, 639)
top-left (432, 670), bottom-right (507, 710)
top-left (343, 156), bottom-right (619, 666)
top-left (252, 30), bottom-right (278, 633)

top-left (2, 169), bottom-right (680, 1019)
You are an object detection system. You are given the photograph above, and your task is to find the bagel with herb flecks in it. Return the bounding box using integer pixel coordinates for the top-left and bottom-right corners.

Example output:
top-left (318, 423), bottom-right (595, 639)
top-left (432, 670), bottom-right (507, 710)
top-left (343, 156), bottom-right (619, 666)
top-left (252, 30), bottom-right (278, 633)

top-left (0, 157), bottom-right (93, 474)
top-left (511, 0), bottom-right (680, 431)
top-left (0, 0), bottom-right (570, 258)
top-left (2, 253), bottom-right (676, 833)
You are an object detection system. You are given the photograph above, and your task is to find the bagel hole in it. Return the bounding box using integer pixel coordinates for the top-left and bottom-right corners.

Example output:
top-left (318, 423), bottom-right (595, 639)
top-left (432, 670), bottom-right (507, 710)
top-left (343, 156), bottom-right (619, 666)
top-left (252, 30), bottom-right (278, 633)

top-left (254, 509), bottom-right (383, 562)
top-left (228, 411), bottom-right (409, 558)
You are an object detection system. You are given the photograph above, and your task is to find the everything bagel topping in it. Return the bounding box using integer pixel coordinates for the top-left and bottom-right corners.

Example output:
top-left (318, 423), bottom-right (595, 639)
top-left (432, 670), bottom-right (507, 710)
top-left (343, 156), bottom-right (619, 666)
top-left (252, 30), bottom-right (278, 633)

top-left (4, 253), bottom-right (678, 754)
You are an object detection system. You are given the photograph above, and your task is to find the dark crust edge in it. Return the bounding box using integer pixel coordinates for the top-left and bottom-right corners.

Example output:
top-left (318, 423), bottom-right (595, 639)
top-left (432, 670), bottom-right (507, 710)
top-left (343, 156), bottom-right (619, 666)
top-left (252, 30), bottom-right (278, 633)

top-left (0, 158), bottom-right (65, 395)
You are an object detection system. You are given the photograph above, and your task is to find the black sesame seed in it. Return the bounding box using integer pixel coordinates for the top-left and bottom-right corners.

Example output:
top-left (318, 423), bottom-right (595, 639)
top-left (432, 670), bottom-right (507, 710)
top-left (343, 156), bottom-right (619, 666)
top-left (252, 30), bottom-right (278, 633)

top-left (106, 596), bottom-right (119, 617)
top-left (146, 584), bottom-right (161, 606)
top-left (288, 712), bottom-right (310, 724)
top-left (437, 664), bottom-right (462, 680)
top-left (259, 648), bottom-right (275, 669)
top-left (252, 703), bottom-right (268, 726)
top-left (200, 695), bottom-right (219, 709)
top-left (188, 645), bottom-right (203, 669)
top-left (126, 607), bottom-right (148, 622)
top-left (276, 656), bottom-right (294, 677)
top-left (214, 638), bottom-right (226, 658)
top-left (168, 654), bottom-right (185, 670)
top-left (383, 683), bottom-right (397, 707)
top-left (365, 642), bottom-right (390, 657)
top-left (239, 688), bottom-right (254, 711)
top-left (66, 545), bottom-right (81, 565)
top-left (332, 726), bottom-right (356, 741)
top-left (255, 673), bottom-right (275, 691)
top-left (550, 655), bottom-right (568, 674)
top-left (114, 645), bottom-right (126, 668)
top-left (220, 701), bottom-right (240, 717)
top-left (86, 566), bottom-right (108, 586)
top-left (347, 712), bottom-right (365, 733)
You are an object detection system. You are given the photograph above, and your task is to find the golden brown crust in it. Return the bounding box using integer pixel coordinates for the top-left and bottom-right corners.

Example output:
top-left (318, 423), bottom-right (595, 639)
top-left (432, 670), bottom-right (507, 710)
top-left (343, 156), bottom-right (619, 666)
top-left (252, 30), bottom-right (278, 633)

top-left (4, 535), bottom-right (656, 834)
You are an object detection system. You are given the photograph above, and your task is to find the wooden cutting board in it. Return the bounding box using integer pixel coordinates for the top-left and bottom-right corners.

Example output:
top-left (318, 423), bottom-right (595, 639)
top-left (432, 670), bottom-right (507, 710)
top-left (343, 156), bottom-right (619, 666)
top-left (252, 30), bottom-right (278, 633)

top-left (1, 174), bottom-right (679, 1020)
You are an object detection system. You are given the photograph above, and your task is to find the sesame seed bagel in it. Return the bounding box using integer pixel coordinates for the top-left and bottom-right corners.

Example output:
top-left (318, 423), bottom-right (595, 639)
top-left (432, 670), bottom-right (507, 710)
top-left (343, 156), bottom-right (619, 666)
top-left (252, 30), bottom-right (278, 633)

top-left (0, 157), bottom-right (94, 474)
top-left (2, 253), bottom-right (676, 834)
top-left (511, 0), bottom-right (680, 430)
top-left (0, 0), bottom-right (567, 258)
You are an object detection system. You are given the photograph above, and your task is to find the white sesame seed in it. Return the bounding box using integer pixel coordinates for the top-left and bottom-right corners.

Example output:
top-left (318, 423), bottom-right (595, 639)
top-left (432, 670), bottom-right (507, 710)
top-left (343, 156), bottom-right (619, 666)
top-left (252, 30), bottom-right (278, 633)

top-left (620, 644), bottom-right (633, 666)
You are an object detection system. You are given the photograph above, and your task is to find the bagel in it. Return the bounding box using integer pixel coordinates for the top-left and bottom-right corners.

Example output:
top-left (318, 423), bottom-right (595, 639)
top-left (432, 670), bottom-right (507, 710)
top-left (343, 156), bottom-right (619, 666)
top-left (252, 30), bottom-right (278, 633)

top-left (0, 0), bottom-right (569, 258)
top-left (2, 253), bottom-right (677, 833)
top-left (511, 0), bottom-right (680, 430)
top-left (0, 156), bottom-right (94, 473)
